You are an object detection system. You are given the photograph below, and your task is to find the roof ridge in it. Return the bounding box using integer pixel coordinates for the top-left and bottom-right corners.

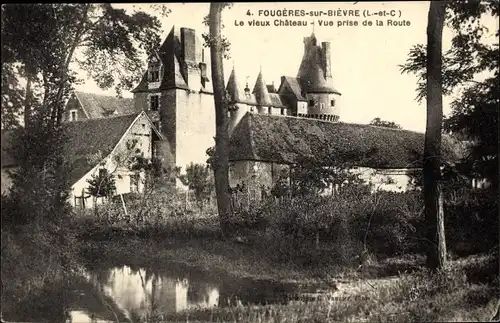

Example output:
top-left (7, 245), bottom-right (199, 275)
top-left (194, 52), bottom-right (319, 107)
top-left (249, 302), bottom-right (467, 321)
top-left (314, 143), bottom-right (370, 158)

top-left (75, 90), bottom-right (134, 99)
top-left (65, 112), bottom-right (140, 124)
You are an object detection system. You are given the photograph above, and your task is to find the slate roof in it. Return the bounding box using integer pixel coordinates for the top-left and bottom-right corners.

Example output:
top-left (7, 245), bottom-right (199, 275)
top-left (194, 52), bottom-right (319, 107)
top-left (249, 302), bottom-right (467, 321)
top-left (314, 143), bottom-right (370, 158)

top-left (226, 68), bottom-right (287, 108)
top-left (252, 71), bottom-right (273, 106)
top-left (1, 113), bottom-right (158, 185)
top-left (74, 91), bottom-right (139, 119)
top-left (64, 113), bottom-right (141, 184)
top-left (132, 26), bottom-right (210, 93)
top-left (278, 76), bottom-right (307, 101)
top-left (228, 113), bottom-right (464, 169)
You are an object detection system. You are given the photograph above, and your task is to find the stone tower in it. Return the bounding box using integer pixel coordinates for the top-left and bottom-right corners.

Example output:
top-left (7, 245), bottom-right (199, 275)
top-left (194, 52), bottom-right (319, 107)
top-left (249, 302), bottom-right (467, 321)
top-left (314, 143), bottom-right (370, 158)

top-left (132, 26), bottom-right (215, 172)
top-left (227, 66), bottom-right (252, 132)
top-left (297, 33), bottom-right (341, 122)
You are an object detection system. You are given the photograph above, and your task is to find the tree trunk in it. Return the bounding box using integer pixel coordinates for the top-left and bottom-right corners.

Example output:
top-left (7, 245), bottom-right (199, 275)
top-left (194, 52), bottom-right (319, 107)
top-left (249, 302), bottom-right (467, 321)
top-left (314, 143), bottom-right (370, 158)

top-left (424, 1), bottom-right (447, 271)
top-left (24, 74), bottom-right (32, 128)
top-left (209, 3), bottom-right (233, 238)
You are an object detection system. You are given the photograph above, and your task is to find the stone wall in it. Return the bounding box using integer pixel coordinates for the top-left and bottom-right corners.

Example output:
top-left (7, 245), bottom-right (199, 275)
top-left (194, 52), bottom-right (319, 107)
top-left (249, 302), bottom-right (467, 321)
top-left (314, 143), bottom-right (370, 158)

top-left (174, 90), bottom-right (216, 172)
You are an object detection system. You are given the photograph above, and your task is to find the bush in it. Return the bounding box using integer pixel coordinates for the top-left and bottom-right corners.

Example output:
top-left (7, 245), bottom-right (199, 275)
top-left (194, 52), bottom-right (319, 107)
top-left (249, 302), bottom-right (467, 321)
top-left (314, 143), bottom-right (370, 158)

top-left (238, 189), bottom-right (424, 267)
top-left (74, 186), bottom-right (220, 241)
top-left (444, 187), bottom-right (498, 256)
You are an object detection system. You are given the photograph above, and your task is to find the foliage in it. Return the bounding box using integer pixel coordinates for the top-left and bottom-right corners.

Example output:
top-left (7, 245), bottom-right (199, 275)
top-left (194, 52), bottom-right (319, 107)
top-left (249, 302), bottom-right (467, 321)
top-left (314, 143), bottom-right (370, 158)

top-left (1, 63), bottom-right (24, 129)
top-left (369, 117), bottom-right (402, 129)
top-left (202, 3), bottom-right (233, 59)
top-left (285, 152), bottom-right (367, 197)
top-left (74, 187), bottom-right (220, 241)
top-left (400, 0), bottom-right (499, 186)
top-left (86, 168), bottom-right (117, 198)
top-left (180, 163), bottom-right (215, 205)
top-left (1, 4), bottom-right (169, 128)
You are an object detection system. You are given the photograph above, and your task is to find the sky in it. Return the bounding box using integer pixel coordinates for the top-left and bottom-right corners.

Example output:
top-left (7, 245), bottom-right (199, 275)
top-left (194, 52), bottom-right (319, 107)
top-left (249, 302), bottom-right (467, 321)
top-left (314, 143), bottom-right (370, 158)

top-left (75, 2), bottom-right (498, 133)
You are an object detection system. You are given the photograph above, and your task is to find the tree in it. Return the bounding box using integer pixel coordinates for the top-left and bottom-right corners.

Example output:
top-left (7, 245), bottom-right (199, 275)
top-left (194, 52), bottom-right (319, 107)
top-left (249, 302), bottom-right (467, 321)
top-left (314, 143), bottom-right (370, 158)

top-left (86, 169), bottom-right (117, 200)
top-left (424, 1), bottom-right (448, 271)
top-left (369, 117), bottom-right (402, 129)
top-left (401, 0), bottom-right (499, 270)
top-left (180, 163), bottom-right (214, 212)
top-left (1, 63), bottom-right (24, 129)
top-left (207, 3), bottom-right (234, 237)
top-left (1, 4), bottom-right (169, 128)
top-left (400, 1), bottom-right (499, 188)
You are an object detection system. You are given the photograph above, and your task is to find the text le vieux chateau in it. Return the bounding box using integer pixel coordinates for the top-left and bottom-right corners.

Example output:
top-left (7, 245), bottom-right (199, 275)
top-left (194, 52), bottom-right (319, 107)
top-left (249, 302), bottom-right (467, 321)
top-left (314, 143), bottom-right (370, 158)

top-left (235, 8), bottom-right (410, 28)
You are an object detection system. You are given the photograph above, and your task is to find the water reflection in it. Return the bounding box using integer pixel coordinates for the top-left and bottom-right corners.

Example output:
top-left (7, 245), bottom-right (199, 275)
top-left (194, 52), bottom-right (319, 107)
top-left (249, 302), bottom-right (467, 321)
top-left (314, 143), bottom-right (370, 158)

top-left (74, 265), bottom-right (221, 321)
top-left (5, 263), bottom-right (308, 322)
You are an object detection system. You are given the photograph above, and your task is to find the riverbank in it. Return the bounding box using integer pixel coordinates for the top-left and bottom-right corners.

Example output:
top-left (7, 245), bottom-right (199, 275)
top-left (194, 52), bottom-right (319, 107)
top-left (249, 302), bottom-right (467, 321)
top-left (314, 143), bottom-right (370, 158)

top-left (80, 236), bottom-right (499, 323)
top-left (81, 234), bottom-right (423, 285)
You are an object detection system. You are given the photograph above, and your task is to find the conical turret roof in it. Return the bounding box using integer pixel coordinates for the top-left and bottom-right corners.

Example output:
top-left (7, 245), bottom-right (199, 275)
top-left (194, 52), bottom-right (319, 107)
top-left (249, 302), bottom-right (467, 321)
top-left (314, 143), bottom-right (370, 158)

top-left (297, 33), bottom-right (340, 95)
top-left (226, 66), bottom-right (245, 102)
top-left (252, 70), bottom-right (272, 106)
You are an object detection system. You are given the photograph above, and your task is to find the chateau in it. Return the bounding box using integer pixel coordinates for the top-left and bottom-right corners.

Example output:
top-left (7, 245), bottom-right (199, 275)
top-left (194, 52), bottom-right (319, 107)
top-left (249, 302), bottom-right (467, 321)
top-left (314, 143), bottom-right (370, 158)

top-left (1, 25), bottom-right (463, 206)
top-left (64, 26), bottom-right (344, 170)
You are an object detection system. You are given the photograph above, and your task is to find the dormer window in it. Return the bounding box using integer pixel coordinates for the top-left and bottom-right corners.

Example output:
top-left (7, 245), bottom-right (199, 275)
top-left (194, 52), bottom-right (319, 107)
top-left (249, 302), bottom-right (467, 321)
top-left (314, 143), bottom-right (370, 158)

top-left (69, 110), bottom-right (77, 122)
top-left (150, 95), bottom-right (160, 111)
top-left (308, 99), bottom-right (315, 107)
top-left (330, 99), bottom-right (336, 107)
top-left (149, 70), bottom-right (160, 82)
top-left (148, 54), bottom-right (161, 83)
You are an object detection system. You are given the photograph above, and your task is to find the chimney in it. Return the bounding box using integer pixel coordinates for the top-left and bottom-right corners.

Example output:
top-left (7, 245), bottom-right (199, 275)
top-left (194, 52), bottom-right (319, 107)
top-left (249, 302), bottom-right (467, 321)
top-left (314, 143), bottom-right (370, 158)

top-left (321, 42), bottom-right (332, 78)
top-left (180, 28), bottom-right (196, 63)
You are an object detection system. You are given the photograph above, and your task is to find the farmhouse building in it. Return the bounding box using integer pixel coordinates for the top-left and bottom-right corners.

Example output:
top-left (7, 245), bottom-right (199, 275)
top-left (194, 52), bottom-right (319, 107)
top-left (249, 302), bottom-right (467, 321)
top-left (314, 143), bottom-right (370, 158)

top-left (1, 112), bottom-right (163, 208)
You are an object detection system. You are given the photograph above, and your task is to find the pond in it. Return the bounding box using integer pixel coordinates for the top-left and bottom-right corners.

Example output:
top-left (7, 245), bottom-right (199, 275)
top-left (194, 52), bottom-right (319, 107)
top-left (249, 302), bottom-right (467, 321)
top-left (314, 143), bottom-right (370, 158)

top-left (3, 260), bottom-right (330, 323)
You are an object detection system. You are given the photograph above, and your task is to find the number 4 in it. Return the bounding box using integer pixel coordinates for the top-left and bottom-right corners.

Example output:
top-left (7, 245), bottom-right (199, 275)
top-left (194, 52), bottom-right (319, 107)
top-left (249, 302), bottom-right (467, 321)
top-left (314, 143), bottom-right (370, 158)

top-left (247, 10), bottom-right (251, 16)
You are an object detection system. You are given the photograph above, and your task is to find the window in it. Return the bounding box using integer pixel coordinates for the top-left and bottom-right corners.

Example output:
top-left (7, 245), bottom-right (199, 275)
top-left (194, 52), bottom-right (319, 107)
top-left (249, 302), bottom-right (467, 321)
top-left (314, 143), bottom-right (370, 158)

top-left (330, 99), bottom-right (336, 107)
top-left (250, 106), bottom-right (255, 113)
top-left (268, 107), bottom-right (272, 115)
top-left (320, 103), bottom-right (325, 110)
top-left (308, 99), bottom-right (315, 107)
top-left (150, 95), bottom-right (159, 111)
top-left (149, 69), bottom-right (160, 82)
top-left (280, 108), bottom-right (285, 115)
top-left (70, 110), bottom-right (77, 121)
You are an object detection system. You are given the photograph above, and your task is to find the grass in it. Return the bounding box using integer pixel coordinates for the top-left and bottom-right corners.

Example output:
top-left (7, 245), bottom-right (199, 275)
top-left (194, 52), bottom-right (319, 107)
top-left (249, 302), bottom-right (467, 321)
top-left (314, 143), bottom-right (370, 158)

top-left (78, 226), bottom-right (499, 323)
top-left (3, 188), bottom-right (498, 323)
top-left (152, 253), bottom-right (499, 323)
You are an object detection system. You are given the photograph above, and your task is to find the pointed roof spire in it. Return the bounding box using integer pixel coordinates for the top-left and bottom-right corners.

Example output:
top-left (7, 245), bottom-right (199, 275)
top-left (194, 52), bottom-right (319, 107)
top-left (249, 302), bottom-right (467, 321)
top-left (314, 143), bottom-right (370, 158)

top-left (252, 70), bottom-right (272, 106)
top-left (226, 66), bottom-right (244, 102)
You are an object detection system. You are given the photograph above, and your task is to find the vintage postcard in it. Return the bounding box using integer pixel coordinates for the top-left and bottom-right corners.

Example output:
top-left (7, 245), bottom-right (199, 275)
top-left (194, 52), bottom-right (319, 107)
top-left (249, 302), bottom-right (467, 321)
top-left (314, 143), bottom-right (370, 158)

top-left (1, 2), bottom-right (498, 323)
